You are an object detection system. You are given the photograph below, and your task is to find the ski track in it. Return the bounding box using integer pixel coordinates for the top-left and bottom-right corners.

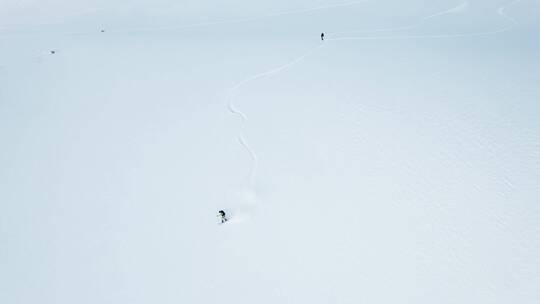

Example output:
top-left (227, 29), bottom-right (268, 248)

top-left (127, 0), bottom-right (367, 34)
top-left (327, 0), bottom-right (521, 41)
top-left (424, 1), bottom-right (469, 19)
top-left (222, 0), bottom-right (483, 210)
top-left (212, 0), bottom-right (522, 219)
top-left (63, 0), bottom-right (368, 36)
top-left (2, 0), bottom-right (525, 224)
top-left (0, 7), bottom-right (106, 32)
top-left (0, 0), bottom-right (367, 37)
top-left (227, 44), bottom-right (324, 188)
top-left (328, 1), bottom-right (470, 35)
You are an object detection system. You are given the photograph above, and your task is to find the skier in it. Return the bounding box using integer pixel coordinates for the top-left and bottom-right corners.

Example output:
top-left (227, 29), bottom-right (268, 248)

top-left (321, 32), bottom-right (325, 41)
top-left (218, 210), bottom-right (227, 224)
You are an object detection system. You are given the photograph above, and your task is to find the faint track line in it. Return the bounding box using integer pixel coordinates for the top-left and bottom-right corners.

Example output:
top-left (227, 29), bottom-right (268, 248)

top-left (327, 0), bottom-right (522, 41)
top-left (227, 44), bottom-right (324, 187)
top-left (328, 1), bottom-right (470, 36)
top-left (64, 1), bottom-right (367, 36)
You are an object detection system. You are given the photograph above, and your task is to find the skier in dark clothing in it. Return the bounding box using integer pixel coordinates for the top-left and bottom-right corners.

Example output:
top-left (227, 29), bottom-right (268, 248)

top-left (321, 32), bottom-right (325, 41)
top-left (218, 210), bottom-right (227, 224)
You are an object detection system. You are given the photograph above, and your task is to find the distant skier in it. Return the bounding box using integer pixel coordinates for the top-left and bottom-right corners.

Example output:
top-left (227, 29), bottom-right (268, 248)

top-left (218, 210), bottom-right (227, 224)
top-left (321, 32), bottom-right (325, 41)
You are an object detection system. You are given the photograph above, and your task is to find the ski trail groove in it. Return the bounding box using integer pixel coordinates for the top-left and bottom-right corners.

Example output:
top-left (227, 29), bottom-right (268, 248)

top-left (66, 1), bottom-right (367, 36)
top-left (327, 0), bottom-right (521, 41)
top-left (424, 1), bottom-right (469, 19)
top-left (228, 44), bottom-right (324, 187)
top-left (328, 1), bottom-right (470, 35)
top-left (127, 1), bottom-right (367, 34)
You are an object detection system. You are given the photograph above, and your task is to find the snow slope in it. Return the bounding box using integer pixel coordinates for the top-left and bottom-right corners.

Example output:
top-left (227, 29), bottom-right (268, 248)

top-left (1, 1), bottom-right (540, 303)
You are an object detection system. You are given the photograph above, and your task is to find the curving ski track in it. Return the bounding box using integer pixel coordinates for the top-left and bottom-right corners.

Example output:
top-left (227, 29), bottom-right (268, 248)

top-left (222, 0), bottom-right (522, 213)
top-left (65, 1), bottom-right (367, 36)
top-left (327, 0), bottom-right (521, 41)
top-left (20, 0), bottom-right (522, 215)
top-left (227, 44), bottom-right (324, 187)
top-left (328, 1), bottom-right (471, 35)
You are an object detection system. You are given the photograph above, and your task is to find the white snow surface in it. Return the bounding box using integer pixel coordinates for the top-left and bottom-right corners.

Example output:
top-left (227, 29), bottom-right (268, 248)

top-left (1, 1), bottom-right (540, 303)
